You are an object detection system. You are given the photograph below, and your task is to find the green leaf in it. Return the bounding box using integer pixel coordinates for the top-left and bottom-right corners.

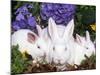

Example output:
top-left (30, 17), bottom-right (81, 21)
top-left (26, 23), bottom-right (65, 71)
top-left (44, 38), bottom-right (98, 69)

top-left (11, 45), bottom-right (30, 74)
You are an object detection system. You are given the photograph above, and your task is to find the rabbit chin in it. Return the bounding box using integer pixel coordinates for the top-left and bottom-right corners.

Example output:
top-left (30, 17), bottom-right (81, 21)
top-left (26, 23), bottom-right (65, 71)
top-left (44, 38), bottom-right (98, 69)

top-left (53, 59), bottom-right (66, 66)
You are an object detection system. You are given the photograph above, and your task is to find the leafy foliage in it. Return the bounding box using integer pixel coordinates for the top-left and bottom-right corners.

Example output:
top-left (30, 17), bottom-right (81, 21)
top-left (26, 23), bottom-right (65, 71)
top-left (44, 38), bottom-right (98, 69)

top-left (79, 54), bottom-right (96, 70)
top-left (74, 5), bottom-right (96, 41)
top-left (11, 45), bottom-right (32, 74)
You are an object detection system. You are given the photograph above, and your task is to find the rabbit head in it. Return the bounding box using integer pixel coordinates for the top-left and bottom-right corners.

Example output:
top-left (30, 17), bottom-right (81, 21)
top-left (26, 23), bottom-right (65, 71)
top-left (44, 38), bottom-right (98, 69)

top-left (11, 25), bottom-right (49, 62)
top-left (75, 31), bottom-right (95, 58)
top-left (27, 25), bottom-right (49, 61)
top-left (48, 18), bottom-right (74, 65)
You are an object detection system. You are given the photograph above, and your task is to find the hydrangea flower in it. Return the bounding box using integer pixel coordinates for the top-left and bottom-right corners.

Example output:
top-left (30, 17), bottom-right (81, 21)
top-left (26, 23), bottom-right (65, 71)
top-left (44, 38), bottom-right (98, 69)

top-left (40, 3), bottom-right (76, 25)
top-left (12, 21), bottom-right (21, 30)
top-left (15, 3), bottom-right (33, 15)
top-left (16, 12), bottom-right (25, 21)
top-left (27, 16), bottom-right (37, 27)
top-left (12, 3), bottom-right (37, 31)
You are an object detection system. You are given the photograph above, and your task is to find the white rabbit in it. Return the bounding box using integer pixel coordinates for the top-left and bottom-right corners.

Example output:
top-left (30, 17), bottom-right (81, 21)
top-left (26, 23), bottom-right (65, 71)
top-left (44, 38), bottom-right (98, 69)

top-left (11, 25), bottom-right (49, 63)
top-left (73, 31), bottom-right (96, 65)
top-left (43, 18), bottom-right (75, 70)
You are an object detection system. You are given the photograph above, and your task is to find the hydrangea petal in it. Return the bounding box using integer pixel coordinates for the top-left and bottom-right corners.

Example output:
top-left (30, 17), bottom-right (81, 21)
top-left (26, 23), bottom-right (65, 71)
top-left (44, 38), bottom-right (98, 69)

top-left (27, 16), bottom-right (37, 28)
top-left (16, 13), bottom-right (25, 21)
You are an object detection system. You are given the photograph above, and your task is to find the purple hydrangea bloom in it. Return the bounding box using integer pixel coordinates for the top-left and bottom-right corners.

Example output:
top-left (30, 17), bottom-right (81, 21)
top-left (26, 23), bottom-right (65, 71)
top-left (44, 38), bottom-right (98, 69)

top-left (12, 16), bottom-right (37, 31)
top-left (15, 4), bottom-right (33, 15)
top-left (40, 3), bottom-right (76, 25)
top-left (12, 20), bottom-right (27, 31)
top-left (15, 5), bottom-right (29, 16)
top-left (18, 20), bottom-right (27, 28)
top-left (27, 16), bottom-right (37, 27)
top-left (12, 4), bottom-right (37, 31)
top-left (12, 21), bottom-right (21, 30)
top-left (16, 12), bottom-right (25, 21)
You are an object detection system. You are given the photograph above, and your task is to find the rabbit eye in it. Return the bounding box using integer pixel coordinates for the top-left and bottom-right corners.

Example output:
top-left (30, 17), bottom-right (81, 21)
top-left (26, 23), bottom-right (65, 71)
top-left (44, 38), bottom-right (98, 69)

top-left (37, 45), bottom-right (40, 49)
top-left (86, 47), bottom-right (89, 49)
top-left (65, 47), bottom-right (67, 51)
top-left (86, 48), bottom-right (89, 49)
top-left (53, 47), bottom-right (55, 51)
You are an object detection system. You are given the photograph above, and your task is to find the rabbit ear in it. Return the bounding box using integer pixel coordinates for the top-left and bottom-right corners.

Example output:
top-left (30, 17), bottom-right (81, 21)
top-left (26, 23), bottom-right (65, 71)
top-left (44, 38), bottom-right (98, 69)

top-left (86, 31), bottom-right (91, 41)
top-left (27, 32), bottom-right (38, 44)
top-left (36, 25), bottom-right (48, 40)
top-left (48, 18), bottom-right (59, 40)
top-left (75, 34), bottom-right (82, 45)
top-left (63, 19), bottom-right (74, 40)
top-left (36, 25), bottom-right (42, 37)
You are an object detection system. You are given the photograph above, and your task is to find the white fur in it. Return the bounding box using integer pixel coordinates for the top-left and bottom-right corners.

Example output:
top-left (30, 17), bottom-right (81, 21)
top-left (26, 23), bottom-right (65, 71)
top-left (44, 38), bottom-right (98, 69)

top-left (72, 31), bottom-right (96, 65)
top-left (11, 25), bottom-right (49, 62)
top-left (43, 18), bottom-right (75, 69)
top-left (43, 18), bottom-right (95, 69)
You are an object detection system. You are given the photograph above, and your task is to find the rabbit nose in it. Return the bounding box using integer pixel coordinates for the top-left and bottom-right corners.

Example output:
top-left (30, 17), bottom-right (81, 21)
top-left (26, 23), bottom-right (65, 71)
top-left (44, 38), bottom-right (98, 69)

top-left (43, 53), bottom-right (46, 58)
top-left (44, 52), bottom-right (46, 56)
top-left (51, 58), bottom-right (55, 64)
